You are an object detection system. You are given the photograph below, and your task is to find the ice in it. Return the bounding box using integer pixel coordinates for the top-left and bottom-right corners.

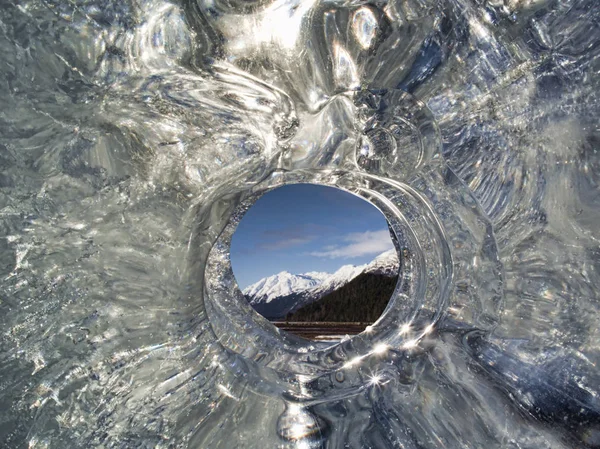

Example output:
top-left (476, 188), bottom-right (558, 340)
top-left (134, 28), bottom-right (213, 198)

top-left (0, 0), bottom-right (599, 448)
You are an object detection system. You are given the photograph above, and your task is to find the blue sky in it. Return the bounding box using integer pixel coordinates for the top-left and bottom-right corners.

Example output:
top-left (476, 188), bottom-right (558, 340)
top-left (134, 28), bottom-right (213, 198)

top-left (230, 184), bottom-right (395, 289)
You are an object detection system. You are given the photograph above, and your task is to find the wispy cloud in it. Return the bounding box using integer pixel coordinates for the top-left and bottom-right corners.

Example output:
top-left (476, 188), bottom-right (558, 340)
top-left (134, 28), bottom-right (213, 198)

top-left (258, 236), bottom-right (316, 250)
top-left (307, 229), bottom-right (394, 259)
top-left (255, 224), bottom-right (331, 251)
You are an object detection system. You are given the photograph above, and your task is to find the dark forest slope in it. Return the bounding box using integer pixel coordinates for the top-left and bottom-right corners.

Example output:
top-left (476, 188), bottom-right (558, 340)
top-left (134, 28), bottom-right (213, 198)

top-left (285, 273), bottom-right (398, 322)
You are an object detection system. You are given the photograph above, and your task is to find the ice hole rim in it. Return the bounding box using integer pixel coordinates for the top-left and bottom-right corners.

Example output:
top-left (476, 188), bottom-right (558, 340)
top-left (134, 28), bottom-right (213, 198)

top-left (197, 168), bottom-right (453, 377)
top-left (228, 182), bottom-right (400, 330)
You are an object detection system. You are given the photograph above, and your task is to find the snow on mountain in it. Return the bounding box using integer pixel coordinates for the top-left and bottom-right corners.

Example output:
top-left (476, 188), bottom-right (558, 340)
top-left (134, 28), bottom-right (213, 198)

top-left (308, 264), bottom-right (366, 298)
top-left (242, 271), bottom-right (328, 305)
top-left (303, 271), bottom-right (331, 282)
top-left (363, 249), bottom-right (399, 276)
top-left (243, 250), bottom-right (400, 318)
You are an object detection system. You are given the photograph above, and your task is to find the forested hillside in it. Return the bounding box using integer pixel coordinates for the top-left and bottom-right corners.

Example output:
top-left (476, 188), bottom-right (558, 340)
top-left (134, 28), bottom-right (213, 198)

top-left (286, 273), bottom-right (398, 322)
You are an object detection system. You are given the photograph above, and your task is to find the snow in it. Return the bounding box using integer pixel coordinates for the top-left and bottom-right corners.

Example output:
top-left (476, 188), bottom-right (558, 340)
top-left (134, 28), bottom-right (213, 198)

top-left (363, 249), bottom-right (399, 276)
top-left (243, 271), bottom-right (329, 304)
top-left (308, 264), bottom-right (366, 297)
top-left (243, 250), bottom-right (400, 309)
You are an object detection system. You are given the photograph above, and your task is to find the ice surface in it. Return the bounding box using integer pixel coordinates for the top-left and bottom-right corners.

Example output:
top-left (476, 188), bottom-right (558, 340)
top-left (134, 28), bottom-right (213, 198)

top-left (0, 0), bottom-right (599, 448)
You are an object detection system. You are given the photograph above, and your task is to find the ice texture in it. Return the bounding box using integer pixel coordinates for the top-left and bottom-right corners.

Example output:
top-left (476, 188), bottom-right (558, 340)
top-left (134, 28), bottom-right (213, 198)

top-left (0, 0), bottom-right (599, 448)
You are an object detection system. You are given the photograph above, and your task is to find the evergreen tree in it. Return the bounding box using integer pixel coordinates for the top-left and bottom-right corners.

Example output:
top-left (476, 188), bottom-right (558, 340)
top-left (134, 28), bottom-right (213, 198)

top-left (286, 274), bottom-right (399, 322)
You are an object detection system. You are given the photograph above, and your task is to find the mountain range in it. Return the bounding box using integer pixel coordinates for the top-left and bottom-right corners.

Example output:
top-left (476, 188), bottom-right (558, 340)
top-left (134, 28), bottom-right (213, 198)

top-left (242, 249), bottom-right (399, 320)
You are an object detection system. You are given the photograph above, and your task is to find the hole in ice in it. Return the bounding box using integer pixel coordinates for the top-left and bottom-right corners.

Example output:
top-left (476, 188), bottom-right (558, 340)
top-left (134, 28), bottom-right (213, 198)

top-left (230, 184), bottom-right (399, 341)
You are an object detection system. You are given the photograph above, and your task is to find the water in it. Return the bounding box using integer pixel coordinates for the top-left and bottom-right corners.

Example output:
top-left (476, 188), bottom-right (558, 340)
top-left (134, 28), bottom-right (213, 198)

top-left (0, 0), bottom-right (599, 447)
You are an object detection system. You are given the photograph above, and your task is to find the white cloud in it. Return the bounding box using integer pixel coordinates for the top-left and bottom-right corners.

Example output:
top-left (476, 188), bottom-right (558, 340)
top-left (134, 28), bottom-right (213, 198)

top-left (307, 229), bottom-right (394, 259)
top-left (259, 236), bottom-right (315, 250)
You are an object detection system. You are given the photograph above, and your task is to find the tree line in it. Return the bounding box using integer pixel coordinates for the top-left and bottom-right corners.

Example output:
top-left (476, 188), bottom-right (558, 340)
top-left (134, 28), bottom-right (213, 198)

top-left (286, 273), bottom-right (399, 323)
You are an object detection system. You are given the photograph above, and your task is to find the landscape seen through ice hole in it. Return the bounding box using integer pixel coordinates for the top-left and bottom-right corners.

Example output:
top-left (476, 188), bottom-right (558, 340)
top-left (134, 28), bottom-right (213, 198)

top-left (231, 183), bottom-right (401, 339)
top-left (0, 0), bottom-right (599, 448)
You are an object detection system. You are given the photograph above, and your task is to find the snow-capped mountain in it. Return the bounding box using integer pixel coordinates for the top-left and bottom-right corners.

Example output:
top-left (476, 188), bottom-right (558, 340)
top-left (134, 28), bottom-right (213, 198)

top-left (242, 250), bottom-right (399, 319)
top-left (363, 249), bottom-right (399, 276)
top-left (243, 271), bottom-right (329, 305)
top-left (306, 264), bottom-right (366, 298)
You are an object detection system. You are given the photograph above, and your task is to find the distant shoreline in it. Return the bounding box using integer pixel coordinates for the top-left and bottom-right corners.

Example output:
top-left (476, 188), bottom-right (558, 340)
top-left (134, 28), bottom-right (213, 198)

top-left (271, 321), bottom-right (373, 326)
top-left (270, 321), bottom-right (372, 340)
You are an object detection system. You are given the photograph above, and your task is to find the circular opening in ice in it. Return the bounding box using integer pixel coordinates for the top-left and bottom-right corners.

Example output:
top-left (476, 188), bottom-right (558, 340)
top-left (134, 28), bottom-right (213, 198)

top-left (198, 169), bottom-right (456, 378)
top-left (229, 183), bottom-right (400, 340)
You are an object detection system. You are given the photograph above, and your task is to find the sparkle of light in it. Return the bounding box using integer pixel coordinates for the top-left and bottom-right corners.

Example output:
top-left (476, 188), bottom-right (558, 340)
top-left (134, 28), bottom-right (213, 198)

top-left (373, 343), bottom-right (389, 355)
top-left (399, 323), bottom-right (411, 335)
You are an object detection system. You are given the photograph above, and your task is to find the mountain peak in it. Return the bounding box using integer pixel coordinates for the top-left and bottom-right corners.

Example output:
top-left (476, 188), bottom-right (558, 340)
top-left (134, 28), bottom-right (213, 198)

top-left (243, 271), bottom-right (327, 304)
top-left (303, 271), bottom-right (330, 281)
top-left (242, 250), bottom-right (400, 317)
top-left (365, 249), bottom-right (399, 276)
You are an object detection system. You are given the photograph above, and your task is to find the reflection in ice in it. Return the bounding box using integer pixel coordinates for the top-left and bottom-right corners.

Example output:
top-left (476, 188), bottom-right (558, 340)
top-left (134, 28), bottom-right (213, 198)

top-left (352, 7), bottom-right (379, 50)
top-left (0, 0), bottom-right (599, 447)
